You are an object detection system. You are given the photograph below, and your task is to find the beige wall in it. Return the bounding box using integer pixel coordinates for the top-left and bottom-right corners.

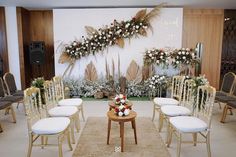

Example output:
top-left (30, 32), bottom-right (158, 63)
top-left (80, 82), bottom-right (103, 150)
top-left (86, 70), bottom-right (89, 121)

top-left (182, 9), bottom-right (224, 89)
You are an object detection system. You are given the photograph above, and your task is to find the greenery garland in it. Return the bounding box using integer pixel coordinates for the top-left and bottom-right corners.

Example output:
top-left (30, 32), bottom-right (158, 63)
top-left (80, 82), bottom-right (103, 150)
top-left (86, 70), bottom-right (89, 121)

top-left (143, 49), bottom-right (169, 67)
top-left (59, 6), bottom-right (163, 64)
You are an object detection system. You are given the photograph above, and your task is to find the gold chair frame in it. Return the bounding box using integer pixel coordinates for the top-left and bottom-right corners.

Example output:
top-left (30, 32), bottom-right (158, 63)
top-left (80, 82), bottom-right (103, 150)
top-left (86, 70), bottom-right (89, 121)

top-left (167, 85), bottom-right (216, 157)
top-left (53, 76), bottom-right (85, 121)
top-left (24, 87), bottom-right (72, 157)
top-left (44, 80), bottom-right (80, 143)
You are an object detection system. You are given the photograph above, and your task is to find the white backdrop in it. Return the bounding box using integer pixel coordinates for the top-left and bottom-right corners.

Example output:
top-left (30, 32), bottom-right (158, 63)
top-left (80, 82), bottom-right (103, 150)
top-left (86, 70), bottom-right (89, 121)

top-left (53, 8), bottom-right (183, 78)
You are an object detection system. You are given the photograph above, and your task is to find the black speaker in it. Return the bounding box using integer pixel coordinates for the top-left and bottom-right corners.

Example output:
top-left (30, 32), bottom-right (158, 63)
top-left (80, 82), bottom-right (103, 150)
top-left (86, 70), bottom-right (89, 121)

top-left (29, 41), bottom-right (45, 64)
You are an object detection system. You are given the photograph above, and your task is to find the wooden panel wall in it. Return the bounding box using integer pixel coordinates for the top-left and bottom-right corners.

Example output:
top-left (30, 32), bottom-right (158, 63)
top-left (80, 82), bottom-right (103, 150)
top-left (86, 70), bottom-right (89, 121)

top-left (17, 8), bottom-right (54, 88)
top-left (182, 9), bottom-right (224, 89)
top-left (0, 7), bottom-right (9, 76)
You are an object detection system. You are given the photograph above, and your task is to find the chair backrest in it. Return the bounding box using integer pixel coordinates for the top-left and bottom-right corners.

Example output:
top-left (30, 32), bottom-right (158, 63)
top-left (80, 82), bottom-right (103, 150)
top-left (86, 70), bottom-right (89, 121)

top-left (220, 72), bottom-right (235, 94)
top-left (194, 85), bottom-right (216, 128)
top-left (24, 87), bottom-right (44, 132)
top-left (0, 78), bottom-right (6, 97)
top-left (3, 73), bottom-right (17, 95)
top-left (43, 80), bottom-right (57, 113)
top-left (171, 75), bottom-right (185, 101)
top-left (53, 76), bottom-right (65, 101)
top-left (181, 79), bottom-right (194, 110)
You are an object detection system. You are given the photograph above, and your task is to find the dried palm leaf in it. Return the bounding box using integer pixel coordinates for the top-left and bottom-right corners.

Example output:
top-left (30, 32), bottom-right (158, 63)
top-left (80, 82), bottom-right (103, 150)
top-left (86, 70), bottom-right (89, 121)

top-left (58, 53), bottom-right (72, 64)
top-left (126, 60), bottom-right (142, 84)
top-left (142, 64), bottom-right (154, 81)
top-left (118, 54), bottom-right (121, 78)
top-left (134, 9), bottom-right (147, 21)
top-left (85, 26), bottom-right (98, 36)
top-left (116, 38), bottom-right (125, 48)
top-left (144, 4), bottom-right (164, 22)
top-left (84, 61), bottom-right (98, 82)
top-left (112, 58), bottom-right (115, 78)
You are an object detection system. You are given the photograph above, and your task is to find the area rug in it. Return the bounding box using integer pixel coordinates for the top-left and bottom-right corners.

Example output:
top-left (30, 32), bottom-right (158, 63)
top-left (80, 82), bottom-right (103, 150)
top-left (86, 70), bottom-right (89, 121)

top-left (73, 117), bottom-right (170, 157)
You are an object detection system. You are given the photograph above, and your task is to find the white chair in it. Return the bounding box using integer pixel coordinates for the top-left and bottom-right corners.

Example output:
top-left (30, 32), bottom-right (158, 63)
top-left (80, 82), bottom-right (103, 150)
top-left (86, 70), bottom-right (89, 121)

top-left (43, 80), bottom-right (80, 144)
top-left (168, 85), bottom-right (216, 157)
top-left (53, 76), bottom-right (85, 121)
top-left (24, 87), bottom-right (72, 157)
top-left (152, 75), bottom-right (185, 131)
top-left (160, 79), bottom-right (194, 143)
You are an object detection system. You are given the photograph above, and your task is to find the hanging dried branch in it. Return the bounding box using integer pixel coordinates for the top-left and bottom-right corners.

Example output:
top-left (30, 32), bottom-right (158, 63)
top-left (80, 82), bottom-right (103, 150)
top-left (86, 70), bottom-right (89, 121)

top-left (144, 4), bottom-right (164, 22)
top-left (135, 9), bottom-right (147, 21)
top-left (116, 38), bottom-right (125, 48)
top-left (84, 61), bottom-right (98, 82)
top-left (126, 60), bottom-right (142, 84)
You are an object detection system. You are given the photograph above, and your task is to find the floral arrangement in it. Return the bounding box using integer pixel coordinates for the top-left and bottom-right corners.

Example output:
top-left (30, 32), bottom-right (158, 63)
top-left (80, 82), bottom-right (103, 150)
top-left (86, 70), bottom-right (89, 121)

top-left (113, 94), bottom-right (130, 116)
top-left (146, 75), bottom-right (168, 90)
top-left (171, 48), bottom-right (198, 68)
top-left (192, 75), bottom-right (209, 110)
top-left (143, 48), bottom-right (169, 67)
top-left (31, 77), bottom-right (45, 89)
top-left (58, 6), bottom-right (162, 64)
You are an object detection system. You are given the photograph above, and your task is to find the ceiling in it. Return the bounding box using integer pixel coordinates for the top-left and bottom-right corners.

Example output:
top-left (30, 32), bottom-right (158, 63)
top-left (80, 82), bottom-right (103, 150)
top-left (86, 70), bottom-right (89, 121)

top-left (0, 0), bottom-right (236, 9)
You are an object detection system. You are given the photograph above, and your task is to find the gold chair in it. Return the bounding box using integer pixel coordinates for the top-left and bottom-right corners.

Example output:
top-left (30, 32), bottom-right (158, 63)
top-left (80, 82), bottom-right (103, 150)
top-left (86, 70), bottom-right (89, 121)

top-left (53, 76), bottom-right (85, 122)
top-left (160, 79), bottom-right (194, 144)
top-left (152, 75), bottom-right (185, 131)
top-left (24, 87), bottom-right (72, 157)
top-left (44, 80), bottom-right (80, 143)
top-left (168, 85), bottom-right (216, 157)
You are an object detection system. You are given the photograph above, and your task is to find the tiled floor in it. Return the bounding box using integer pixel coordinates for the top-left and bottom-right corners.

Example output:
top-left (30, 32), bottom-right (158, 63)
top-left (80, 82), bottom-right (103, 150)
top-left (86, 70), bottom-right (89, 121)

top-left (0, 100), bottom-right (236, 157)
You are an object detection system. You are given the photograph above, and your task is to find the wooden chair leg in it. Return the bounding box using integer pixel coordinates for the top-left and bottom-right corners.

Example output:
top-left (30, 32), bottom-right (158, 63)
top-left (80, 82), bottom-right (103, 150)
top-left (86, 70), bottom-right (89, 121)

top-left (152, 104), bottom-right (156, 121)
top-left (41, 136), bottom-right (44, 149)
top-left (0, 123), bottom-right (3, 133)
top-left (167, 125), bottom-right (173, 147)
top-left (206, 133), bottom-right (211, 157)
top-left (67, 129), bottom-right (73, 151)
top-left (193, 133), bottom-right (197, 146)
top-left (107, 119), bottom-right (111, 145)
top-left (58, 136), bottom-right (63, 157)
top-left (177, 134), bottom-right (182, 157)
top-left (80, 105), bottom-right (85, 122)
top-left (74, 114), bottom-right (80, 132)
top-left (10, 106), bottom-right (16, 123)
top-left (158, 112), bottom-right (164, 132)
top-left (70, 121), bottom-right (75, 144)
top-left (221, 105), bottom-right (228, 123)
top-left (27, 134), bottom-right (33, 157)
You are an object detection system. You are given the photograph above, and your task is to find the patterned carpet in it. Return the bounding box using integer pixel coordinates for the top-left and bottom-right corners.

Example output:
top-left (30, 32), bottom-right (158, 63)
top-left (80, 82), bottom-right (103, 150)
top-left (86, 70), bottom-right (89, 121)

top-left (73, 117), bottom-right (170, 157)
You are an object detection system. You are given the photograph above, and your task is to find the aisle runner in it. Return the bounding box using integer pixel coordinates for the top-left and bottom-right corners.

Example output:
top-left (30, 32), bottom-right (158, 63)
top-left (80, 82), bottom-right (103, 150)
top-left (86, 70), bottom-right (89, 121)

top-left (73, 117), bottom-right (170, 157)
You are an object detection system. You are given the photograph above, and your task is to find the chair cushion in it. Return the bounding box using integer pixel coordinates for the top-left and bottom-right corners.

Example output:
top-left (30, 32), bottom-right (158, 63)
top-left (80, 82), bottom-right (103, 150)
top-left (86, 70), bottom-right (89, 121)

top-left (58, 98), bottom-right (83, 107)
top-left (0, 96), bottom-right (22, 102)
top-left (0, 101), bottom-right (12, 110)
top-left (153, 97), bottom-right (179, 107)
top-left (227, 101), bottom-right (236, 108)
top-left (216, 91), bottom-right (227, 97)
top-left (48, 106), bottom-right (78, 117)
top-left (215, 95), bottom-right (236, 103)
top-left (170, 116), bottom-right (208, 133)
top-left (32, 117), bottom-right (70, 135)
top-left (12, 90), bottom-right (24, 97)
top-left (161, 106), bottom-right (191, 117)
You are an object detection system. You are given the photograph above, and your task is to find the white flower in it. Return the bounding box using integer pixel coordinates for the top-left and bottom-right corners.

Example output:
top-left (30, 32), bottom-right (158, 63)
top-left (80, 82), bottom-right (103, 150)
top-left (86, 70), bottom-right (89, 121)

top-left (73, 42), bottom-right (77, 46)
top-left (183, 56), bottom-right (186, 59)
top-left (176, 61), bottom-right (179, 64)
top-left (182, 51), bottom-right (185, 54)
top-left (135, 25), bottom-right (139, 29)
top-left (121, 99), bottom-right (126, 104)
top-left (119, 105), bottom-right (124, 110)
top-left (124, 109), bottom-right (130, 116)
top-left (119, 94), bottom-right (124, 99)
top-left (186, 52), bottom-right (189, 55)
top-left (66, 50), bottom-right (70, 52)
top-left (178, 51), bottom-right (181, 55)
top-left (160, 56), bottom-right (163, 59)
top-left (186, 48), bottom-right (190, 51)
top-left (118, 112), bottom-right (123, 117)
top-left (156, 60), bottom-right (159, 63)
